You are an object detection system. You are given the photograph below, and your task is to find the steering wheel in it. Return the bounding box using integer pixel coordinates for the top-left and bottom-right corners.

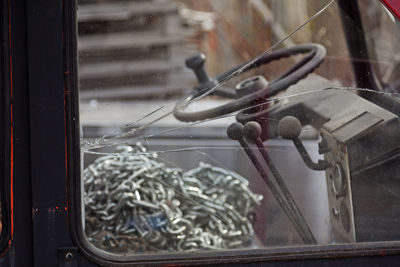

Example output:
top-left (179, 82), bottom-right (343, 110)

top-left (173, 43), bottom-right (326, 122)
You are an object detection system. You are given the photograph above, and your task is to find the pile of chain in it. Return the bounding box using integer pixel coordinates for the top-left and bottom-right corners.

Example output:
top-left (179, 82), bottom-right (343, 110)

top-left (84, 144), bottom-right (263, 253)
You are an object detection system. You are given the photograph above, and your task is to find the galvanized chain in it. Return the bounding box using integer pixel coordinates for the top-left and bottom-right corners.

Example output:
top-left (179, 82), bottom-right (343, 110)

top-left (84, 143), bottom-right (263, 253)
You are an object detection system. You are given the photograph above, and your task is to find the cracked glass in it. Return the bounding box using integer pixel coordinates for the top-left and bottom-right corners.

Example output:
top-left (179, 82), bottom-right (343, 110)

top-left (78, 0), bottom-right (400, 257)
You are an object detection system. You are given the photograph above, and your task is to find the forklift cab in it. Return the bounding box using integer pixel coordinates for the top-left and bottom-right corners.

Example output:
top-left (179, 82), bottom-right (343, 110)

top-left (2, 0), bottom-right (400, 266)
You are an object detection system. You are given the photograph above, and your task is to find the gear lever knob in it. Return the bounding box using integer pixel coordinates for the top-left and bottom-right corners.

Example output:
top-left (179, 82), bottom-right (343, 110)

top-left (185, 54), bottom-right (212, 86)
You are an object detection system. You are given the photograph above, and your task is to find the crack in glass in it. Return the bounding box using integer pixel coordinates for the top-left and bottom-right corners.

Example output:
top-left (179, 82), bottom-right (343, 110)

top-left (78, 0), bottom-right (400, 255)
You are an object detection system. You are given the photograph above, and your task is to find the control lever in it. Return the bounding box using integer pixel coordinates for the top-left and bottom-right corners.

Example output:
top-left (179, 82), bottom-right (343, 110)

top-left (186, 54), bottom-right (217, 92)
top-left (227, 121), bottom-right (316, 244)
top-left (277, 116), bottom-right (331, 171)
top-left (185, 54), bottom-right (237, 98)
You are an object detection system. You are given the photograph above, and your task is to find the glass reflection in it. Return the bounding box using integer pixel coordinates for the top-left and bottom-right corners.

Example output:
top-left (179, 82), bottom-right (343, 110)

top-left (78, 0), bottom-right (400, 255)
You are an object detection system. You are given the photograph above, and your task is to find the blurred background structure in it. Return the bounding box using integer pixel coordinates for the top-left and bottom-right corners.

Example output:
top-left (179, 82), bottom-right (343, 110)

top-left (78, 0), bottom-right (197, 100)
top-left (77, 0), bottom-right (360, 103)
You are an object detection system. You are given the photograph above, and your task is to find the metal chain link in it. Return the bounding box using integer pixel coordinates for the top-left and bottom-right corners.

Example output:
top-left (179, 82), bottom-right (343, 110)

top-left (84, 143), bottom-right (263, 253)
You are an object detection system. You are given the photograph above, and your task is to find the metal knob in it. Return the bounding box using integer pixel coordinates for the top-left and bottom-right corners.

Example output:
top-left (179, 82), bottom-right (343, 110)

top-left (277, 116), bottom-right (302, 140)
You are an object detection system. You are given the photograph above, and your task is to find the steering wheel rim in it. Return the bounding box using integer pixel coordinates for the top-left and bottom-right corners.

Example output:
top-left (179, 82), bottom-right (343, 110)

top-left (173, 43), bottom-right (326, 122)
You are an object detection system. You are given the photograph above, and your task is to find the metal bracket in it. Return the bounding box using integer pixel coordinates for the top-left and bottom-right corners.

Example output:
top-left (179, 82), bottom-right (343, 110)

top-left (58, 247), bottom-right (78, 267)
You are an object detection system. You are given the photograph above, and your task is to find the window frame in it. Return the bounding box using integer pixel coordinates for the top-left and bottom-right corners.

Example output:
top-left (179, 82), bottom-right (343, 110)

top-left (66, 0), bottom-right (400, 265)
top-left (0, 0), bottom-right (14, 254)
